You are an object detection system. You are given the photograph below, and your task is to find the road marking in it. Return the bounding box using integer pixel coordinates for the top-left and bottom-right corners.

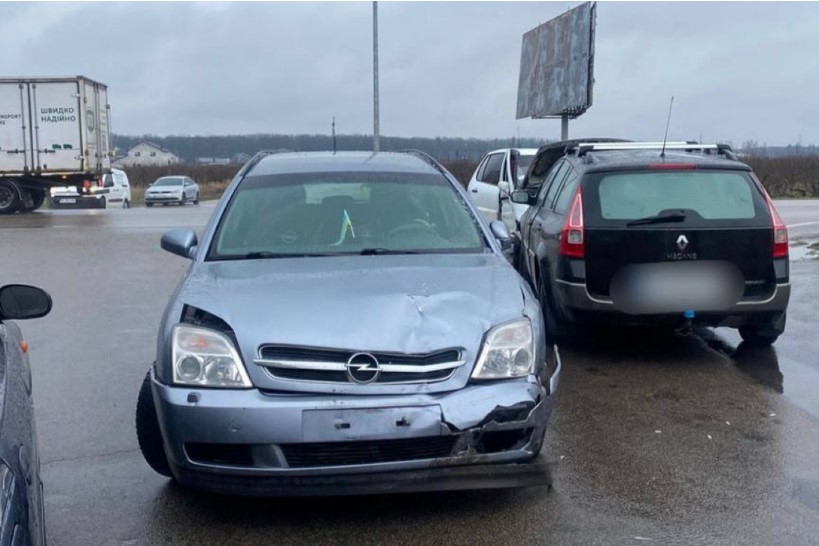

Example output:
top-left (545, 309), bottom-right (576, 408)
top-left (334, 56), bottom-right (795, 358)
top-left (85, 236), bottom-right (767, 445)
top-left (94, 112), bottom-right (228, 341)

top-left (787, 221), bottom-right (819, 228)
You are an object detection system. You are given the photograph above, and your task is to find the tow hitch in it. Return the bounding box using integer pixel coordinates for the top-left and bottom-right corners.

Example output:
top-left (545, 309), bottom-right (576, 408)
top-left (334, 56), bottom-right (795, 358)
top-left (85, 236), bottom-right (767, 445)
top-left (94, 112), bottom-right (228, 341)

top-left (676, 309), bottom-right (695, 336)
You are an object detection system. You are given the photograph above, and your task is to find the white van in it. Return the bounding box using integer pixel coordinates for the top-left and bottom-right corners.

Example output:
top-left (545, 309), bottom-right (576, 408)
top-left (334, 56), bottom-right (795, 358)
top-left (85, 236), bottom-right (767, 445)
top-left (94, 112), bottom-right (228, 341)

top-left (94, 168), bottom-right (132, 208)
top-left (49, 168), bottom-right (131, 209)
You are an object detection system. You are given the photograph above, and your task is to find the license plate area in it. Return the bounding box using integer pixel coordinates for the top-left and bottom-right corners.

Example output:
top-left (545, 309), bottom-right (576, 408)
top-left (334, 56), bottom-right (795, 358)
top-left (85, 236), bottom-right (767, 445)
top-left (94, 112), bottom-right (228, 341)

top-left (610, 260), bottom-right (744, 314)
top-left (302, 406), bottom-right (444, 442)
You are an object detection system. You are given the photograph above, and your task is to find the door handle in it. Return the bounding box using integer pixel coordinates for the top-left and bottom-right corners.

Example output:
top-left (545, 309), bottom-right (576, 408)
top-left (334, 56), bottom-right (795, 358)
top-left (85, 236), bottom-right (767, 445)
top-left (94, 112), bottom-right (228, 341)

top-left (470, 189), bottom-right (478, 193)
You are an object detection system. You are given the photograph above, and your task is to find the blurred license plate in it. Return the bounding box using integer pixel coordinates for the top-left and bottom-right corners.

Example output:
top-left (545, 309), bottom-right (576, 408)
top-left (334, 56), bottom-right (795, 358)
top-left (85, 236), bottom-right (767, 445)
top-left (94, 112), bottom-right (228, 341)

top-left (610, 261), bottom-right (744, 315)
top-left (61, 198), bottom-right (76, 203)
top-left (303, 406), bottom-right (443, 442)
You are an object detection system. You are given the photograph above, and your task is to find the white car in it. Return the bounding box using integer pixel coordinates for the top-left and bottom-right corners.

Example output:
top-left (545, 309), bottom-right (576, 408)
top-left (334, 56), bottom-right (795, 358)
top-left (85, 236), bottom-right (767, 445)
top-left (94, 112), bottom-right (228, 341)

top-left (466, 148), bottom-right (537, 231)
top-left (49, 168), bottom-right (131, 209)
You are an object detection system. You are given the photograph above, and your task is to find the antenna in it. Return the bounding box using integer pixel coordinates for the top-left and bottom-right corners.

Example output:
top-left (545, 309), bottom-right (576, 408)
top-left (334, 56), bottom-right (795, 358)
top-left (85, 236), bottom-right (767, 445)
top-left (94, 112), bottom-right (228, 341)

top-left (660, 96), bottom-right (674, 158)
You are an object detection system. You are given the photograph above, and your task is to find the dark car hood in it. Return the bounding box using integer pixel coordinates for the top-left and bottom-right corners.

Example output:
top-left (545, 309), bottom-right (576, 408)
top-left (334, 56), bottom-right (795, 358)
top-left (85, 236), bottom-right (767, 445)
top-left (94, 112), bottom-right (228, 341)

top-left (176, 253), bottom-right (529, 393)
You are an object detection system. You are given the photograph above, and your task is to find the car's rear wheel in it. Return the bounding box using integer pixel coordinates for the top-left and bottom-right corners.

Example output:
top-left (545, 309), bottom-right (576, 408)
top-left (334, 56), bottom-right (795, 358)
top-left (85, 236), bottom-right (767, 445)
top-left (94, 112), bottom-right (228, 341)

top-left (146, 202), bottom-right (154, 208)
top-left (537, 269), bottom-right (573, 340)
top-left (739, 312), bottom-right (785, 347)
top-left (136, 370), bottom-right (173, 477)
top-left (123, 198), bottom-right (130, 209)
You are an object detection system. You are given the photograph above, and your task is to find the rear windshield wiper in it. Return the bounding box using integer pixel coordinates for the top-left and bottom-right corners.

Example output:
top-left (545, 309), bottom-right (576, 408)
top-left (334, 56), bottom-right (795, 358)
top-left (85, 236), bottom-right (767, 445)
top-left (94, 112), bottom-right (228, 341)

top-left (359, 248), bottom-right (423, 255)
top-left (626, 212), bottom-right (687, 227)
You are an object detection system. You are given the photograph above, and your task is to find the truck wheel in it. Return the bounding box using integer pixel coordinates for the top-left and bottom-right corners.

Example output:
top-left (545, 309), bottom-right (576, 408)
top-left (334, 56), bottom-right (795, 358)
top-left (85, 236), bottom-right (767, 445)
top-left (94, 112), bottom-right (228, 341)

top-left (136, 370), bottom-right (173, 478)
top-left (0, 181), bottom-right (20, 215)
top-left (21, 189), bottom-right (45, 212)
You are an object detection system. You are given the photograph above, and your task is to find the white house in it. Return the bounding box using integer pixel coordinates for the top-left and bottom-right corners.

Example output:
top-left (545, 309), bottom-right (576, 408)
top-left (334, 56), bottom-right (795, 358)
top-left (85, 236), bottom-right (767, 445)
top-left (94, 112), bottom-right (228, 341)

top-left (112, 142), bottom-right (180, 167)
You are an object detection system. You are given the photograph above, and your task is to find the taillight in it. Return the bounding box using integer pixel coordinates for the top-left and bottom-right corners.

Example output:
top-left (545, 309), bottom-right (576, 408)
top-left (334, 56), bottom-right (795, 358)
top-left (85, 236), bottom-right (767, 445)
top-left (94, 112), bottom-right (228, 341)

top-left (559, 189), bottom-right (584, 258)
top-left (760, 186), bottom-right (788, 258)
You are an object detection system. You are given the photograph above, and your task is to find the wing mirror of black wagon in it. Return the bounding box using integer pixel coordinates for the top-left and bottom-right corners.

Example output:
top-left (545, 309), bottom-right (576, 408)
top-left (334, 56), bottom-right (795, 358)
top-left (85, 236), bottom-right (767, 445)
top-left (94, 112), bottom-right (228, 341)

top-left (510, 190), bottom-right (533, 205)
top-left (0, 285), bottom-right (52, 320)
top-left (161, 228), bottom-right (198, 259)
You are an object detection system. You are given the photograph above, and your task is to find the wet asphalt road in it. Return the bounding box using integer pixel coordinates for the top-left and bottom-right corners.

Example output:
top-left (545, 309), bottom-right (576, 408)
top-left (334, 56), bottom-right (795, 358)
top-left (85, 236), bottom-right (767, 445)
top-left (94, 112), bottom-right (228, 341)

top-left (1, 201), bottom-right (818, 546)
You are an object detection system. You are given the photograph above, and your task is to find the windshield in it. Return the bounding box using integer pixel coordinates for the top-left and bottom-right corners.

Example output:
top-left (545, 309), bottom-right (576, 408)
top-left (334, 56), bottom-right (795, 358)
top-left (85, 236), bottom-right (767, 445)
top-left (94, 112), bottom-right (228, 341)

top-left (596, 170), bottom-right (759, 221)
top-left (153, 177), bottom-right (184, 187)
top-left (209, 172), bottom-right (486, 259)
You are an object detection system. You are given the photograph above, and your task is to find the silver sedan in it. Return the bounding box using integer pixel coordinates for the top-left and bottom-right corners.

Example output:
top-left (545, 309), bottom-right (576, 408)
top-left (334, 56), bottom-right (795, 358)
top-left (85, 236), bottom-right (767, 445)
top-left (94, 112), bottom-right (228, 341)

top-left (145, 176), bottom-right (199, 207)
top-left (136, 151), bottom-right (560, 496)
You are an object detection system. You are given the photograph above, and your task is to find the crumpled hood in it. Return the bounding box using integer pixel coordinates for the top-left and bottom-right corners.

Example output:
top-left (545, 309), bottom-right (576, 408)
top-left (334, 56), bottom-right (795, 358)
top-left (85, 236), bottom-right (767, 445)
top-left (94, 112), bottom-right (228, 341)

top-left (177, 253), bottom-right (527, 369)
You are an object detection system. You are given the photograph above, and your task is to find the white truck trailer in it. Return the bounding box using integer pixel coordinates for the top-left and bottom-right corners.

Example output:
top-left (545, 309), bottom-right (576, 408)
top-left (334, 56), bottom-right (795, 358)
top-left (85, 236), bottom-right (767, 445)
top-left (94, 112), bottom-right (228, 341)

top-left (0, 76), bottom-right (112, 213)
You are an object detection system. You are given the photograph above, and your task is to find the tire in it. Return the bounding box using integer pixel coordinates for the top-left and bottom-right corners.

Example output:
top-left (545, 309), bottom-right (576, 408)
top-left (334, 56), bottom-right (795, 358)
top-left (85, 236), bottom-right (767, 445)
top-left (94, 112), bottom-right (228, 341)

top-left (20, 189), bottom-right (45, 212)
top-left (146, 202), bottom-right (154, 208)
top-left (193, 192), bottom-right (199, 205)
top-left (739, 312), bottom-right (786, 347)
top-left (180, 194), bottom-right (186, 206)
top-left (136, 370), bottom-right (173, 478)
top-left (537, 268), bottom-right (573, 341)
top-left (99, 197), bottom-right (106, 209)
top-left (0, 180), bottom-right (20, 215)
top-left (123, 199), bottom-right (130, 209)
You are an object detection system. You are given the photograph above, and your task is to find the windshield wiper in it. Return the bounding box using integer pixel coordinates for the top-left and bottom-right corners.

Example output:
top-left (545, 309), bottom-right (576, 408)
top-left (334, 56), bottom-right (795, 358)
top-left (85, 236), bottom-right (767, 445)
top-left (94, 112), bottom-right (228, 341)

top-left (240, 251), bottom-right (333, 259)
top-left (359, 248), bottom-right (423, 255)
top-left (626, 211), bottom-right (687, 227)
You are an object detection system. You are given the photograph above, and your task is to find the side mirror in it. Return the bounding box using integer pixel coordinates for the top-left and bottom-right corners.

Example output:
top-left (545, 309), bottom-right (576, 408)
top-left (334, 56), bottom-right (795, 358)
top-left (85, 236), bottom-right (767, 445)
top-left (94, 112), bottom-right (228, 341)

top-left (161, 228), bottom-right (198, 259)
top-left (489, 220), bottom-right (512, 242)
top-left (511, 190), bottom-right (533, 205)
top-left (0, 285), bottom-right (52, 320)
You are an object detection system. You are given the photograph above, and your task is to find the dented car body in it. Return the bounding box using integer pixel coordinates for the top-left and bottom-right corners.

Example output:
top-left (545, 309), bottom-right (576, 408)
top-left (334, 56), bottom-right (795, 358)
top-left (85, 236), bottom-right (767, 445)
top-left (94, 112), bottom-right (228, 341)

top-left (140, 151), bottom-right (560, 495)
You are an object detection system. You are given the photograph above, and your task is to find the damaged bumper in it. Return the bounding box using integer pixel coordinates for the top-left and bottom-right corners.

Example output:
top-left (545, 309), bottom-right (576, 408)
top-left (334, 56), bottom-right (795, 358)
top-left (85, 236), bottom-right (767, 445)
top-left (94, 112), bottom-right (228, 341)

top-left (151, 357), bottom-right (560, 496)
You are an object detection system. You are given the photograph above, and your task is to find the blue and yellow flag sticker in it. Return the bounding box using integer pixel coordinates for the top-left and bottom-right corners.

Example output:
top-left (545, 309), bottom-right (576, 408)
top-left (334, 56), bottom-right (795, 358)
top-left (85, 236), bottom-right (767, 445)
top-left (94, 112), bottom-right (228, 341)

top-left (331, 209), bottom-right (356, 246)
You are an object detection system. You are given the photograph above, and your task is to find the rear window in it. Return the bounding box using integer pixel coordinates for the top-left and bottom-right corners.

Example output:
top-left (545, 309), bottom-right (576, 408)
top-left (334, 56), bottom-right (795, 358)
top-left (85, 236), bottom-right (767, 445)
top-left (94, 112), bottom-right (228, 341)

top-left (597, 170), bottom-right (758, 221)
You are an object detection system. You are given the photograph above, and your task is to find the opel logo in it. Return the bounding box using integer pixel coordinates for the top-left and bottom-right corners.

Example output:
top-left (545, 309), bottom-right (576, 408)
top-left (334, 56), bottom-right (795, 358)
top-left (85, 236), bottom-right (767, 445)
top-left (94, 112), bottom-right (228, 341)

top-left (346, 352), bottom-right (381, 384)
top-left (676, 234), bottom-right (689, 251)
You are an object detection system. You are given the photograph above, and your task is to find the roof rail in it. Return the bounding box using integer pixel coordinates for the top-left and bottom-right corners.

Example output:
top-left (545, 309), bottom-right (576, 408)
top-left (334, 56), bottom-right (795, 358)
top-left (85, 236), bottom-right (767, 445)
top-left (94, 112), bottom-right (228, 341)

top-left (575, 141), bottom-right (735, 158)
top-left (235, 149), bottom-right (291, 177)
top-left (396, 149), bottom-right (452, 179)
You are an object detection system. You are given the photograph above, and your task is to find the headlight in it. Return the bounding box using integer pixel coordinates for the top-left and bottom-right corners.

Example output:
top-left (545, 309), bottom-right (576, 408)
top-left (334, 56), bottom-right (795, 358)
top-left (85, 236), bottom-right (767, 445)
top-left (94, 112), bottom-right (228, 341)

top-left (471, 319), bottom-right (534, 380)
top-left (172, 325), bottom-right (252, 388)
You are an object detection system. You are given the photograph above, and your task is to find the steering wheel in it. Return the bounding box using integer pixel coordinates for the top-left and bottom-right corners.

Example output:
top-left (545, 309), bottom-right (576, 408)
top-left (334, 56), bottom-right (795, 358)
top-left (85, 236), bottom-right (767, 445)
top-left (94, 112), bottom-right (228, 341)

top-left (387, 219), bottom-right (437, 240)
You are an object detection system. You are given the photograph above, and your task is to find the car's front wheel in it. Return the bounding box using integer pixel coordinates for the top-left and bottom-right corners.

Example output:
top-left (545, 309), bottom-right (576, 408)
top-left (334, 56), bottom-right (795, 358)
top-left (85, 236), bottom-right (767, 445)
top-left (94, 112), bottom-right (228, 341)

top-left (193, 192), bottom-right (199, 205)
top-left (136, 370), bottom-right (173, 477)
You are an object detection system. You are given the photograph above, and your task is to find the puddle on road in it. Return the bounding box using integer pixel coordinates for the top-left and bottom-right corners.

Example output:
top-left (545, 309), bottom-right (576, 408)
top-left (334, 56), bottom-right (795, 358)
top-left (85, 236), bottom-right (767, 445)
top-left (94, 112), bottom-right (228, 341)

top-left (705, 329), bottom-right (819, 422)
top-left (789, 240), bottom-right (819, 261)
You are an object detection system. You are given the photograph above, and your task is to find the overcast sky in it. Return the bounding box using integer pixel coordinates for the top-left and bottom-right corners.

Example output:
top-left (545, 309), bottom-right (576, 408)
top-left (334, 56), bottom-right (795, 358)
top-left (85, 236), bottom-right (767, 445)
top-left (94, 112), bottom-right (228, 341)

top-left (2, 1), bottom-right (817, 145)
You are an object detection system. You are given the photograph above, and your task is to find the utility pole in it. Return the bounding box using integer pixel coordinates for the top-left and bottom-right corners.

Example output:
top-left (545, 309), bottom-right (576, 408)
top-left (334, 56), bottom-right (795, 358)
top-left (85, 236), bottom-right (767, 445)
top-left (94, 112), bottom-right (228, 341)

top-left (332, 116), bottom-right (337, 154)
top-left (373, 1), bottom-right (380, 152)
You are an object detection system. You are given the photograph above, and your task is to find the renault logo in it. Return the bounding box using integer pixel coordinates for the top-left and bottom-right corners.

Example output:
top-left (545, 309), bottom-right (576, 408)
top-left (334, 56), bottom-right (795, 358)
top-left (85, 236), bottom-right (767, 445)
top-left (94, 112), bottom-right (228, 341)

top-left (346, 352), bottom-right (381, 384)
top-left (676, 234), bottom-right (689, 251)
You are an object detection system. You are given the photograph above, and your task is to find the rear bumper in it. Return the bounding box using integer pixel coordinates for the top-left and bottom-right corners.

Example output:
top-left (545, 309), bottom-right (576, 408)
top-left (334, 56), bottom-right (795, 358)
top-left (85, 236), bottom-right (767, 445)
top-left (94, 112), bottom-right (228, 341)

top-left (151, 359), bottom-right (560, 496)
top-left (556, 279), bottom-right (790, 322)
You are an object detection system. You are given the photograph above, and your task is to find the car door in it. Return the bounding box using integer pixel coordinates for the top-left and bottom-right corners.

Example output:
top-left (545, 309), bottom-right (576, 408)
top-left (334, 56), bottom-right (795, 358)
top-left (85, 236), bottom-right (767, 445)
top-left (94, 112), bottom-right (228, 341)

top-left (522, 161), bottom-right (571, 287)
top-left (187, 178), bottom-right (197, 199)
top-left (498, 151), bottom-right (518, 233)
top-left (120, 172), bottom-right (131, 204)
top-left (467, 152), bottom-right (504, 223)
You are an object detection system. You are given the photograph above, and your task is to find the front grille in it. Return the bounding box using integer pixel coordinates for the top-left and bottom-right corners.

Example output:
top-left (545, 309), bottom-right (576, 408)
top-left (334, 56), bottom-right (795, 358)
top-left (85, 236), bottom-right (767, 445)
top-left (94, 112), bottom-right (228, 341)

top-left (256, 346), bottom-right (464, 385)
top-left (281, 436), bottom-right (457, 468)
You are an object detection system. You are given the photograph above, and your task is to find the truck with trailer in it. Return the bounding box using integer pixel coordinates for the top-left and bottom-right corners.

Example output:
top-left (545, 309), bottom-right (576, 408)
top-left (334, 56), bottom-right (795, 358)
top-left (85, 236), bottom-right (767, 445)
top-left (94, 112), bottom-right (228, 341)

top-left (0, 76), bottom-right (112, 213)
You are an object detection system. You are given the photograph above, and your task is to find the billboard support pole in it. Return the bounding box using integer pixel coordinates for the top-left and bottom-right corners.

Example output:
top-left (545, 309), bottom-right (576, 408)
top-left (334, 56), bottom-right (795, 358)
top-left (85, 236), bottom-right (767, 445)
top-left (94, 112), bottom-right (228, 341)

top-left (373, 1), bottom-right (380, 153)
top-left (561, 114), bottom-right (569, 140)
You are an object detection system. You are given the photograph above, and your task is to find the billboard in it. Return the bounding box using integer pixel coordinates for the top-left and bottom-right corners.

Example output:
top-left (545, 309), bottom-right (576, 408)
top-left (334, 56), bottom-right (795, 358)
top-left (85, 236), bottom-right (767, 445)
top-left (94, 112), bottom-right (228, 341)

top-left (516, 2), bottom-right (596, 120)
